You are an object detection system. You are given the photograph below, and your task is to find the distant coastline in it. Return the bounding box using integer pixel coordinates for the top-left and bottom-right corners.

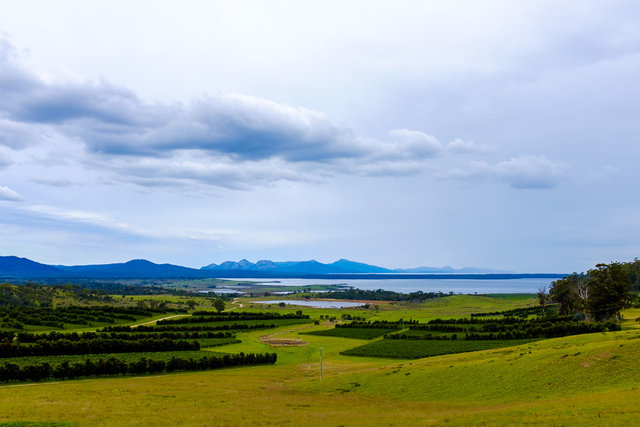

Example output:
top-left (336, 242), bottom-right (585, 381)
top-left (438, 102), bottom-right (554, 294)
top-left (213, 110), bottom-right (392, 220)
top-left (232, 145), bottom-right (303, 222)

top-left (215, 272), bottom-right (566, 280)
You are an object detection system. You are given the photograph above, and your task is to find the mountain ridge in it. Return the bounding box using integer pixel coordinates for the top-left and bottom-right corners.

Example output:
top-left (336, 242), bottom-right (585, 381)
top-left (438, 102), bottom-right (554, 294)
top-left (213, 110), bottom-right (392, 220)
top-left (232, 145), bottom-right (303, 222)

top-left (0, 255), bottom-right (554, 279)
top-left (201, 258), bottom-right (394, 274)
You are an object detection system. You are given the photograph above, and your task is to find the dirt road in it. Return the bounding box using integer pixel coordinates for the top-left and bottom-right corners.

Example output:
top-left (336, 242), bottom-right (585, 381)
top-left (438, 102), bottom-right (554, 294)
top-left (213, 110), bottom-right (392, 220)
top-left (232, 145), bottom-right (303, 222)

top-left (130, 314), bottom-right (189, 328)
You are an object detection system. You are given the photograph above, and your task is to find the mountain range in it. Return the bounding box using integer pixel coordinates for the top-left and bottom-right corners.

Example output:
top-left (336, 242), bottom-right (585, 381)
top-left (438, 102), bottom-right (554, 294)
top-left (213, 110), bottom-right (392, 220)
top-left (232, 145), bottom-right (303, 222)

top-left (1, 255), bottom-right (544, 280)
top-left (201, 258), bottom-right (394, 274)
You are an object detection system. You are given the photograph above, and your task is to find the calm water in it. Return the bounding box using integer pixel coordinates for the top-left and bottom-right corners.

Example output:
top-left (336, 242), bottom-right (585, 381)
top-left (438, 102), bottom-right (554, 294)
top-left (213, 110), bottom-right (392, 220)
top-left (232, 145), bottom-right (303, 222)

top-left (221, 277), bottom-right (554, 294)
top-left (252, 300), bottom-right (366, 308)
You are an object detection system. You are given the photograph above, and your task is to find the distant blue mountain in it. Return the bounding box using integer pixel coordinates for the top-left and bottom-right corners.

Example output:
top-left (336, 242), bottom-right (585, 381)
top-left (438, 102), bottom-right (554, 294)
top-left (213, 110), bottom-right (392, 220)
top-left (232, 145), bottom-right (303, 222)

top-left (200, 259), bottom-right (505, 274)
top-left (201, 258), bottom-right (393, 274)
top-left (0, 256), bottom-right (62, 277)
top-left (395, 265), bottom-right (513, 274)
top-left (0, 255), bottom-right (543, 280)
top-left (56, 259), bottom-right (205, 278)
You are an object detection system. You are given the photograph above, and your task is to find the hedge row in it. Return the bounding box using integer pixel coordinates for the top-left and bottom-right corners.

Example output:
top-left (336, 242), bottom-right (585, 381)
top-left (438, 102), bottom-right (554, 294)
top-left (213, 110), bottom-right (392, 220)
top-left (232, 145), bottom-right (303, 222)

top-left (335, 320), bottom-right (416, 329)
top-left (0, 352), bottom-right (277, 383)
top-left (14, 331), bottom-right (234, 343)
top-left (387, 320), bottom-right (619, 340)
top-left (159, 312), bottom-right (309, 325)
top-left (0, 338), bottom-right (199, 358)
top-left (101, 323), bottom-right (281, 333)
top-left (0, 306), bottom-right (169, 329)
top-left (425, 315), bottom-right (576, 325)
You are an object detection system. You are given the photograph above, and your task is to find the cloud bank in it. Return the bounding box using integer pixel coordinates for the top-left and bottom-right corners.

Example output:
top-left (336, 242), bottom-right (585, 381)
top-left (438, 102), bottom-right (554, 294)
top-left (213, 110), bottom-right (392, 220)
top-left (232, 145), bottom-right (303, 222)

top-left (0, 37), bottom-right (564, 191)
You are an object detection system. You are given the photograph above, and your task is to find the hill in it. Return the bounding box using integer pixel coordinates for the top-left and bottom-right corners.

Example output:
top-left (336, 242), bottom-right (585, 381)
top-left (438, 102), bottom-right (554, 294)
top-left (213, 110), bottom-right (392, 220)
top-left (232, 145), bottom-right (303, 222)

top-left (56, 259), bottom-right (206, 279)
top-left (0, 256), bottom-right (62, 278)
top-left (0, 297), bottom-right (638, 425)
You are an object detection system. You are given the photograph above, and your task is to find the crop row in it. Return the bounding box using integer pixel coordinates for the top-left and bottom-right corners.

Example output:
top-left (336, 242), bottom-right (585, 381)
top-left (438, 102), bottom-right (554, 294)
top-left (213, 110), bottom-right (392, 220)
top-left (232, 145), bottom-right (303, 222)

top-left (335, 320), bottom-right (414, 329)
top-left (100, 320), bottom-right (304, 333)
top-left (0, 338), bottom-right (200, 358)
top-left (13, 331), bottom-right (235, 343)
top-left (425, 315), bottom-right (577, 325)
top-left (407, 319), bottom-right (619, 338)
top-left (305, 328), bottom-right (395, 340)
top-left (157, 312), bottom-right (310, 325)
top-left (0, 352), bottom-right (277, 383)
top-left (0, 305), bottom-right (173, 329)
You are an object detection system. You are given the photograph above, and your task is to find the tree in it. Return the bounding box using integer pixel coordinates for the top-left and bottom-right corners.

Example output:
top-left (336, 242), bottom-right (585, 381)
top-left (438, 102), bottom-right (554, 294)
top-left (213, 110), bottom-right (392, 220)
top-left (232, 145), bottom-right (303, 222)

top-left (575, 276), bottom-right (591, 321)
top-left (537, 285), bottom-right (549, 317)
top-left (623, 258), bottom-right (640, 291)
top-left (213, 298), bottom-right (225, 313)
top-left (587, 263), bottom-right (632, 321)
top-left (550, 274), bottom-right (579, 315)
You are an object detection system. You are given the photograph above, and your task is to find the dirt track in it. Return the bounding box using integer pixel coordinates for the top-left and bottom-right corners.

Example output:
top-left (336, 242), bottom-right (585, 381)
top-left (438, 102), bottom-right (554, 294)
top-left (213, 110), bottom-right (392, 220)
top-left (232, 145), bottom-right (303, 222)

top-left (130, 314), bottom-right (189, 328)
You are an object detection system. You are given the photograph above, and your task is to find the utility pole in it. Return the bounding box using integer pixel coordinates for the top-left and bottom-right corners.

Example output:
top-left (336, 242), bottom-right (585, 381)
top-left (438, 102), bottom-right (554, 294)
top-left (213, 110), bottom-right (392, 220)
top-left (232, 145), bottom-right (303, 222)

top-left (320, 347), bottom-right (323, 380)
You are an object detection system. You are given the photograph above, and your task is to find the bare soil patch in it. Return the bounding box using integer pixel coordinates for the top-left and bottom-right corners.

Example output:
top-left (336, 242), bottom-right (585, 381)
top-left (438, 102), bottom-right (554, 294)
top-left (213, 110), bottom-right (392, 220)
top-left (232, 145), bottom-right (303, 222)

top-left (259, 337), bottom-right (308, 347)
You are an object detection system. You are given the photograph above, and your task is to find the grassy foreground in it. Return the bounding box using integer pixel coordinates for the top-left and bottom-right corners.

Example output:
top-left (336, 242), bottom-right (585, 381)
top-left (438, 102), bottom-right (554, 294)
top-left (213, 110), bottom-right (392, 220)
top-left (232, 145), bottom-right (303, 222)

top-left (2, 295), bottom-right (640, 426)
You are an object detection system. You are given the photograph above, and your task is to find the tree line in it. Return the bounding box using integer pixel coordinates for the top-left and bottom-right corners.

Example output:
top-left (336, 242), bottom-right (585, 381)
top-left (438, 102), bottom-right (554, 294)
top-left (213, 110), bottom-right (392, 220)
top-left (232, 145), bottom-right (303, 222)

top-left (0, 337), bottom-right (199, 358)
top-left (189, 310), bottom-right (309, 319)
top-left (0, 352), bottom-right (277, 383)
top-left (335, 319), bottom-right (417, 329)
top-left (158, 311), bottom-right (309, 325)
top-left (470, 306), bottom-right (547, 318)
top-left (549, 260), bottom-right (640, 320)
top-left (388, 319), bottom-right (619, 340)
top-left (310, 289), bottom-right (446, 302)
top-left (101, 324), bottom-right (280, 333)
top-left (0, 305), bottom-right (170, 329)
top-left (13, 330), bottom-right (234, 343)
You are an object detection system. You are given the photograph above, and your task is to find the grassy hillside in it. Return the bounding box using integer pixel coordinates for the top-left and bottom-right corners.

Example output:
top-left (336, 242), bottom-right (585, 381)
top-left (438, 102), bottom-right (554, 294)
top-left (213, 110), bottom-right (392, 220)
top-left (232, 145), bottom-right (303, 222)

top-left (2, 295), bottom-right (639, 425)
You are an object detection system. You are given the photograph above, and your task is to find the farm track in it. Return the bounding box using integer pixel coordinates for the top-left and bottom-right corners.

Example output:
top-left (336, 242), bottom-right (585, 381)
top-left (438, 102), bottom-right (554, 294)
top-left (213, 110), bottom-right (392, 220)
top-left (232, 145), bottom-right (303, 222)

top-left (130, 314), bottom-right (189, 328)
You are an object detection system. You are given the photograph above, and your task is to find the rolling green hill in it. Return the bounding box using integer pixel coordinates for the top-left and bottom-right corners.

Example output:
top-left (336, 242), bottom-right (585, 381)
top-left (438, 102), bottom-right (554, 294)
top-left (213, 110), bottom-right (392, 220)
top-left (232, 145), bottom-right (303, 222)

top-left (1, 296), bottom-right (639, 425)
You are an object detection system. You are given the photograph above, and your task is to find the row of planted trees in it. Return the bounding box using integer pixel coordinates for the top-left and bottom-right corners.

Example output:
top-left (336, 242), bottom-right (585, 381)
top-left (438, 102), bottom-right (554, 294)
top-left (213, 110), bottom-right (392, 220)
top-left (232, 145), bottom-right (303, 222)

top-left (0, 352), bottom-right (278, 383)
top-left (0, 337), bottom-right (200, 358)
top-left (547, 260), bottom-right (640, 321)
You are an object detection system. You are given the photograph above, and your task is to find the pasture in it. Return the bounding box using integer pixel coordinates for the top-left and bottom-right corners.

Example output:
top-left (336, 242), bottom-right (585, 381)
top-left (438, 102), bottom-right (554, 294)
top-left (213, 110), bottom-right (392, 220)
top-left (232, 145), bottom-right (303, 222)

top-left (1, 293), bottom-right (639, 425)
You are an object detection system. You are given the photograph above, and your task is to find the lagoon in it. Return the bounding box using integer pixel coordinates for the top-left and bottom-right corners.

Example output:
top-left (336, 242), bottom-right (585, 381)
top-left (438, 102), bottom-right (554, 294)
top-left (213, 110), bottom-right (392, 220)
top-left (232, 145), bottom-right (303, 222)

top-left (222, 277), bottom-right (553, 294)
top-left (252, 299), bottom-right (366, 308)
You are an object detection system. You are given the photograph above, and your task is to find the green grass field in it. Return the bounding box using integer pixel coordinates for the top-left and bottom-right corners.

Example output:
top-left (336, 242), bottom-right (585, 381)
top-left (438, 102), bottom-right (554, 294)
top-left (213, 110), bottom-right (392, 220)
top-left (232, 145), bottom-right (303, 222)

top-left (2, 294), bottom-right (639, 426)
top-left (341, 337), bottom-right (539, 358)
top-left (303, 327), bottom-right (396, 340)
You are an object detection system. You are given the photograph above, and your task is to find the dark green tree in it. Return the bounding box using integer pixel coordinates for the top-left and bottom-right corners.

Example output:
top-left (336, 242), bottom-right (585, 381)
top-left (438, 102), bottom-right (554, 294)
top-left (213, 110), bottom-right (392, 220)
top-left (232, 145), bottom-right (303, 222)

top-left (537, 285), bottom-right (549, 317)
top-left (550, 274), bottom-right (578, 315)
top-left (587, 263), bottom-right (632, 320)
top-left (550, 273), bottom-right (591, 318)
top-left (213, 298), bottom-right (225, 313)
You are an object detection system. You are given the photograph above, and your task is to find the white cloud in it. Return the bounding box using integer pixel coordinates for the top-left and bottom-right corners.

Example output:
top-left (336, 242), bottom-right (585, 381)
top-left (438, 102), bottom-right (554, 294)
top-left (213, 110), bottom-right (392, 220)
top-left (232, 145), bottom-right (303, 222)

top-left (446, 138), bottom-right (493, 154)
top-left (0, 185), bottom-right (22, 201)
top-left (387, 129), bottom-right (443, 158)
top-left (0, 35), bottom-right (567, 191)
top-left (26, 204), bottom-right (130, 229)
top-left (444, 155), bottom-right (568, 189)
top-left (492, 156), bottom-right (568, 189)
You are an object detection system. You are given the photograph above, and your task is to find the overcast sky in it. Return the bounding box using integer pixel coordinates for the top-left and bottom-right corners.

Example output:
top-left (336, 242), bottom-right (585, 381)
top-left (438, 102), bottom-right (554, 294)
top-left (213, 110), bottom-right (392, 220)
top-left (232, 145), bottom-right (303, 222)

top-left (0, 1), bottom-right (638, 272)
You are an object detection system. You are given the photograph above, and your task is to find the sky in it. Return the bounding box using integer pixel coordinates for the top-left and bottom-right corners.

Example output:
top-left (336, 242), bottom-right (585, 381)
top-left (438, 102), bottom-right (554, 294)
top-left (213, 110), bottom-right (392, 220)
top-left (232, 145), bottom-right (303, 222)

top-left (0, 0), bottom-right (639, 272)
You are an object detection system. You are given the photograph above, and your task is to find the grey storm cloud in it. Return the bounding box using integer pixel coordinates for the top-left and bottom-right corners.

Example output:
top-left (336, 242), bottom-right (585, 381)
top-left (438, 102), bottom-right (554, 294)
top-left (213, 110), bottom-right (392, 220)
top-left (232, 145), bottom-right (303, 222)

top-left (0, 36), bottom-right (563, 190)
